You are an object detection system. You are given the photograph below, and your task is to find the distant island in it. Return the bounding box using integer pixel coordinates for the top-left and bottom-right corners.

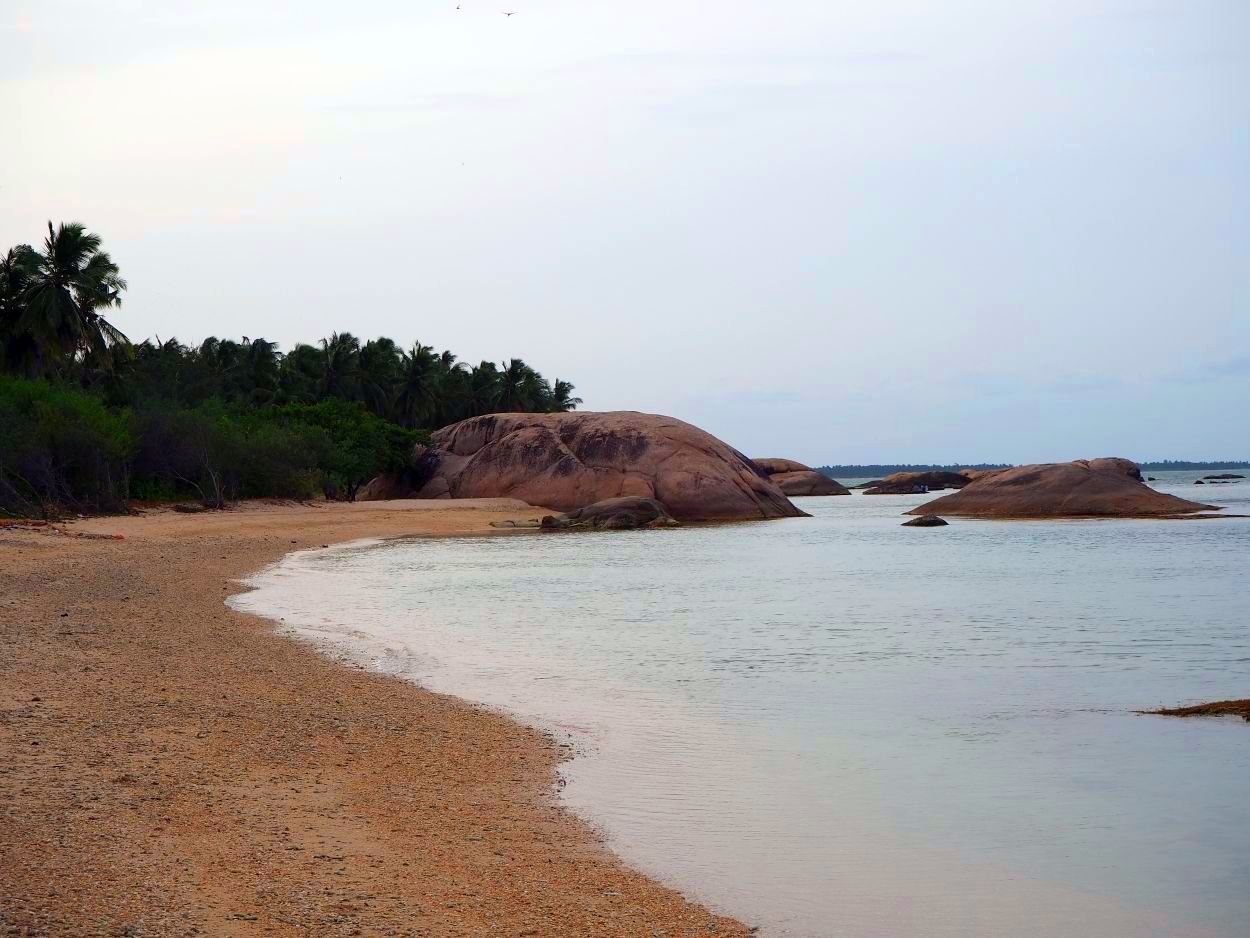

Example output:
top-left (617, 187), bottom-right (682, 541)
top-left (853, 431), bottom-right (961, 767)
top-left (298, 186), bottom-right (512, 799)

top-left (820, 460), bottom-right (1249, 479)
top-left (819, 464), bottom-right (1011, 478)
top-left (1134, 460), bottom-right (1250, 471)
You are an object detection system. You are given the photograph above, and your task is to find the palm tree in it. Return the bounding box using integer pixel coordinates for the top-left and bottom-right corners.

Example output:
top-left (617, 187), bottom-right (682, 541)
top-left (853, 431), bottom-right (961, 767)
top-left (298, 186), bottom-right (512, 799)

top-left (394, 342), bottom-right (441, 428)
top-left (465, 361), bottom-right (501, 417)
top-left (497, 358), bottom-right (531, 411)
top-left (197, 336), bottom-right (245, 398)
top-left (0, 245), bottom-right (36, 317)
top-left (318, 331), bottom-right (360, 399)
top-left (278, 342), bottom-right (322, 404)
top-left (236, 336), bottom-right (281, 403)
top-left (549, 379), bottom-right (582, 412)
top-left (0, 245), bottom-right (39, 374)
top-left (18, 222), bottom-right (129, 372)
top-left (359, 337), bottom-right (403, 417)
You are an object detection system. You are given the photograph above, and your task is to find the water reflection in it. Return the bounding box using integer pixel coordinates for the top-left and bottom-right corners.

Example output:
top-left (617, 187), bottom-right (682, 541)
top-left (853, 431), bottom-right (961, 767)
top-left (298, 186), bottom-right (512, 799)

top-left (232, 473), bottom-right (1250, 937)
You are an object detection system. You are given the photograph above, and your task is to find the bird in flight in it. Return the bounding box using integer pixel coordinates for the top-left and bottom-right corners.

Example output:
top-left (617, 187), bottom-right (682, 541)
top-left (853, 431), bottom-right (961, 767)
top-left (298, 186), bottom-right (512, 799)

top-left (502, 10), bottom-right (517, 15)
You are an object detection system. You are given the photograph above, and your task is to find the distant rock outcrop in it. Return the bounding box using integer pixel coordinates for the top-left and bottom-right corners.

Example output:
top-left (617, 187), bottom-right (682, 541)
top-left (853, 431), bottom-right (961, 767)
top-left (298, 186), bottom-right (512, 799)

top-left (864, 471), bottom-right (972, 495)
top-left (902, 515), bottom-right (948, 527)
top-left (907, 458), bottom-right (1219, 519)
top-left (364, 412), bottom-right (806, 522)
top-left (753, 458), bottom-right (850, 496)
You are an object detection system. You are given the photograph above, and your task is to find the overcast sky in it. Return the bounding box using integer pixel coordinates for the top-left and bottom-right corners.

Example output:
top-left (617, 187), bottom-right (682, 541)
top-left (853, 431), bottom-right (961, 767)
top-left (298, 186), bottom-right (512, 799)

top-left (3, 1), bottom-right (1247, 464)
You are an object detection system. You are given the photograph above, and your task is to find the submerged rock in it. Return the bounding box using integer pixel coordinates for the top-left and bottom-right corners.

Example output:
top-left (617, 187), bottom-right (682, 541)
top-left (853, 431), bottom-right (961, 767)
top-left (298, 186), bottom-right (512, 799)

top-left (908, 457), bottom-right (1218, 519)
top-left (753, 458), bottom-right (850, 496)
top-left (364, 411), bottom-right (806, 522)
top-left (901, 515), bottom-right (948, 527)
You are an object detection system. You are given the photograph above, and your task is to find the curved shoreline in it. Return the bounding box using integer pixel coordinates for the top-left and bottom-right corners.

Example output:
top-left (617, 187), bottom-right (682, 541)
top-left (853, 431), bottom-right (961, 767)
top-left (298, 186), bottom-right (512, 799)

top-left (0, 499), bottom-right (749, 937)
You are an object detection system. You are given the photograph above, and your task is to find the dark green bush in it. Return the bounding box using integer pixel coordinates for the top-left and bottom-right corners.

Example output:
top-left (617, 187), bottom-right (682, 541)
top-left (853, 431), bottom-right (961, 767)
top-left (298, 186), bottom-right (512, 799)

top-left (0, 377), bottom-right (135, 516)
top-left (0, 378), bottom-right (431, 515)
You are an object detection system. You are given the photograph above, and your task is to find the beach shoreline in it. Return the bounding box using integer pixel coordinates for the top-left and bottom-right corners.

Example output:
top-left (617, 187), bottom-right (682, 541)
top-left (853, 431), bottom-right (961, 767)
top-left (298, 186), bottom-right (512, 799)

top-left (0, 499), bottom-right (749, 937)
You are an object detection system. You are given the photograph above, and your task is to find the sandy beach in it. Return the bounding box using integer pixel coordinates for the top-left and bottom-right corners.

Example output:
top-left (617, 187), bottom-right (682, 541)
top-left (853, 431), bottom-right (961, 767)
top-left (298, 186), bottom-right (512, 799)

top-left (0, 499), bottom-right (749, 937)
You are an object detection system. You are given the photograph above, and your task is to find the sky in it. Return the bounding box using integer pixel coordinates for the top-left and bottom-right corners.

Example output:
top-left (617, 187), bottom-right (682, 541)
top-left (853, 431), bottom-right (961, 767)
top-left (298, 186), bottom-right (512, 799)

top-left (3, 0), bottom-right (1248, 465)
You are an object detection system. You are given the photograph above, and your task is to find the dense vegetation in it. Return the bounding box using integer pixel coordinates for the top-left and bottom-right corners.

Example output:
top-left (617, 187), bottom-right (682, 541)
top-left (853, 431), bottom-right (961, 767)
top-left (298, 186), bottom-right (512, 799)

top-left (1, 222), bottom-right (580, 517)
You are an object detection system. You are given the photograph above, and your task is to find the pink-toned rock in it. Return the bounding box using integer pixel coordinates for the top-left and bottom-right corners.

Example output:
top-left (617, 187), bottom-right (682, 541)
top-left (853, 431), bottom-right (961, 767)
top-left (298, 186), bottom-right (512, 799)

top-left (909, 458), bottom-right (1218, 519)
top-left (367, 412), bottom-right (806, 522)
top-left (753, 459), bottom-right (850, 496)
top-left (864, 470), bottom-right (971, 495)
top-left (358, 474), bottom-right (416, 501)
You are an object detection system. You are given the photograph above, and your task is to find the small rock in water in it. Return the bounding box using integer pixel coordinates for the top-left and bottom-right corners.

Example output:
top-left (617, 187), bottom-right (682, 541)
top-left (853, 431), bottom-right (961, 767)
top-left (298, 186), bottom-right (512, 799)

top-left (902, 515), bottom-right (948, 527)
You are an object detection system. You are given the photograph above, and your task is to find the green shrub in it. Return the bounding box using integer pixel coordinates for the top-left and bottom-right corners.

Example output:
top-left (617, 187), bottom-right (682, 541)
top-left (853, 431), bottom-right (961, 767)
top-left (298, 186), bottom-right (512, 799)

top-left (0, 377), bottom-right (135, 517)
top-left (1, 379), bottom-right (428, 514)
top-left (269, 400), bottom-right (423, 500)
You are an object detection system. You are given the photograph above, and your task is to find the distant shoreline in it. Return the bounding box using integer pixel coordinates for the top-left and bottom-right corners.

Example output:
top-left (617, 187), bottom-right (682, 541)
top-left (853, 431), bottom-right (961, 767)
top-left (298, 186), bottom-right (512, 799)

top-left (820, 461), bottom-right (1250, 478)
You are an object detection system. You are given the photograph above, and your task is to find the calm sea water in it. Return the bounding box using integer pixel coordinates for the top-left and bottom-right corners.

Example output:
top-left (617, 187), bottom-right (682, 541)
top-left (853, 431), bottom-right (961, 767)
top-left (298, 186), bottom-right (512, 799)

top-left (231, 471), bottom-right (1250, 937)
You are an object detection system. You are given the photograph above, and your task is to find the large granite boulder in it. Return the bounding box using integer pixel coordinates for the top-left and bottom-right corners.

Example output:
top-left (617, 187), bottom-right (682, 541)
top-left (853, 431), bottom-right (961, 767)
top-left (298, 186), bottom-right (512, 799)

top-left (864, 470), bottom-right (972, 495)
top-left (367, 412), bottom-right (806, 522)
top-left (908, 458), bottom-right (1219, 519)
top-left (753, 458), bottom-right (850, 496)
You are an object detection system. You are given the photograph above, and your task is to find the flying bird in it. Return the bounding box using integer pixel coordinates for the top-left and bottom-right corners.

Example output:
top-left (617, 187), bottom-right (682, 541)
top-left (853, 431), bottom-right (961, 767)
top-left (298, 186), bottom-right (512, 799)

top-left (502, 10), bottom-right (517, 15)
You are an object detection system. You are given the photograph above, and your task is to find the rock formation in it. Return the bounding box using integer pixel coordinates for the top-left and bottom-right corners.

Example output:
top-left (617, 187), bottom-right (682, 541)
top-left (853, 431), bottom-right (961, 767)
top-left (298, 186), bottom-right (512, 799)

top-left (753, 459), bottom-right (850, 496)
top-left (1144, 699), bottom-right (1250, 722)
top-left (365, 412), bottom-right (806, 522)
top-left (863, 471), bottom-right (972, 495)
top-left (901, 515), bottom-right (948, 527)
top-left (545, 496), bottom-right (679, 530)
top-left (907, 457), bottom-right (1219, 519)
top-left (489, 496), bottom-right (680, 531)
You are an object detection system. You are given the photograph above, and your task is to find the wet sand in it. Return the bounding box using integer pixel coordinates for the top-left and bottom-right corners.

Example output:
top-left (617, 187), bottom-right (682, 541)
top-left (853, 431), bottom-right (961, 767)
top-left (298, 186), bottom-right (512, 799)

top-left (0, 499), bottom-right (749, 937)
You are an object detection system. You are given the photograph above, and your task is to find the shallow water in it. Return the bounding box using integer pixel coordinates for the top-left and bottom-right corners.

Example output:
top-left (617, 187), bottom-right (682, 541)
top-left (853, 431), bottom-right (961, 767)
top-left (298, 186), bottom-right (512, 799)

top-left (232, 471), bottom-right (1250, 937)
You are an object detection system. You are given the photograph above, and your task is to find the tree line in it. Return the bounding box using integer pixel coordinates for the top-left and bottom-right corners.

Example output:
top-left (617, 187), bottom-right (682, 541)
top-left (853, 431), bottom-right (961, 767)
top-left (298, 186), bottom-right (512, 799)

top-left (1, 222), bottom-right (581, 517)
top-left (818, 463), bottom-right (1011, 478)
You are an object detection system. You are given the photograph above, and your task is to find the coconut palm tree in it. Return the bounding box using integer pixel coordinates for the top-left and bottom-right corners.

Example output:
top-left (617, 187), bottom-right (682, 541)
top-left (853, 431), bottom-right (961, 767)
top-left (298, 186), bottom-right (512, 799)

top-left (497, 358), bottom-right (532, 411)
top-left (197, 336), bottom-right (244, 394)
top-left (318, 331), bottom-right (361, 399)
top-left (278, 342), bottom-right (323, 404)
top-left (0, 245), bottom-right (36, 318)
top-left (0, 245), bottom-right (39, 374)
top-left (18, 222), bottom-right (129, 372)
top-left (549, 379), bottom-right (582, 412)
top-left (359, 337), bottom-right (403, 417)
top-left (236, 336), bottom-right (281, 403)
top-left (465, 361), bottom-right (501, 417)
top-left (394, 342), bottom-right (442, 428)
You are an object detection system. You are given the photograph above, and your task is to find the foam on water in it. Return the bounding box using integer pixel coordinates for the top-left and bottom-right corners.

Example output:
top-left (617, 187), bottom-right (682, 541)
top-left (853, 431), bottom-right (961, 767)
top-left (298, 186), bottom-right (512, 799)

top-left (230, 472), bottom-right (1250, 937)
